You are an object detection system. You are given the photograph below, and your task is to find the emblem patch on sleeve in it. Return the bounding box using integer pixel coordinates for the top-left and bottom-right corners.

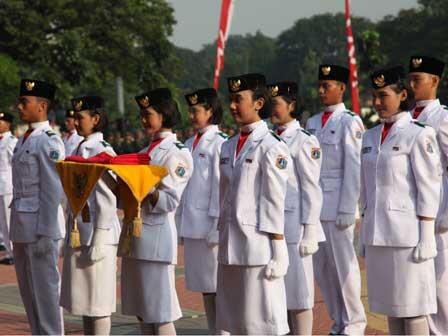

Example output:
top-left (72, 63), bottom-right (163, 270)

top-left (175, 164), bottom-right (186, 177)
top-left (276, 155), bottom-right (288, 169)
top-left (355, 130), bottom-right (363, 139)
top-left (311, 147), bottom-right (321, 159)
top-left (49, 149), bottom-right (60, 160)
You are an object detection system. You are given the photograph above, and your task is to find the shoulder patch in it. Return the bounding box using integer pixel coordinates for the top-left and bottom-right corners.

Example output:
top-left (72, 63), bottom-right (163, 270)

top-left (217, 131), bottom-right (229, 139)
top-left (413, 121), bottom-right (426, 128)
top-left (175, 142), bottom-right (187, 150)
top-left (45, 130), bottom-right (56, 137)
top-left (345, 111), bottom-right (356, 117)
top-left (269, 130), bottom-right (282, 142)
top-left (100, 140), bottom-right (112, 147)
top-left (301, 129), bottom-right (311, 136)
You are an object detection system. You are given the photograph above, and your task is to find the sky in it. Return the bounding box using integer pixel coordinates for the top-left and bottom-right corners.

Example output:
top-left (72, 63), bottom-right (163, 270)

top-left (168, 0), bottom-right (419, 51)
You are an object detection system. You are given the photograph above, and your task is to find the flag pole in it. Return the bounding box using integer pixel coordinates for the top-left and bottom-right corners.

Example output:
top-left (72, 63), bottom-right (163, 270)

top-left (213, 0), bottom-right (234, 90)
top-left (345, 0), bottom-right (361, 114)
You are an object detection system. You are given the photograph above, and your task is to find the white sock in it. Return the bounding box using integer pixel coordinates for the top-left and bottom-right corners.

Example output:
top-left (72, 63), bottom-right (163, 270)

top-left (155, 322), bottom-right (176, 335)
top-left (290, 309), bottom-right (313, 335)
top-left (91, 316), bottom-right (111, 335)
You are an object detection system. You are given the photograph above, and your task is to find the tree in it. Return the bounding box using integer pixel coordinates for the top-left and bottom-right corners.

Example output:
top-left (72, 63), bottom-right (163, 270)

top-left (0, 0), bottom-right (180, 125)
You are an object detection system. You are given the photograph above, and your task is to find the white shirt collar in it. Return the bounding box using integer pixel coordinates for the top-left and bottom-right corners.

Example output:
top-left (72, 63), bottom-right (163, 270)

top-left (415, 99), bottom-right (438, 108)
top-left (30, 120), bottom-right (49, 130)
top-left (323, 102), bottom-right (346, 113)
top-left (240, 119), bottom-right (264, 133)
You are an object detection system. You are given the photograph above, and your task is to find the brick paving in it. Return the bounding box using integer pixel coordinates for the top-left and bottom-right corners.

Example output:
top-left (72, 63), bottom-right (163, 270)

top-left (0, 244), bottom-right (387, 335)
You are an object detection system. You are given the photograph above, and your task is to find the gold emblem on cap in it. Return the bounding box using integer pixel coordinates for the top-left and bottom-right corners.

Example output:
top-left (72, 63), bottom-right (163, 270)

top-left (68, 110), bottom-right (75, 117)
top-left (139, 96), bottom-right (150, 108)
top-left (412, 58), bottom-right (423, 68)
top-left (189, 94), bottom-right (198, 105)
top-left (321, 66), bottom-right (331, 76)
top-left (270, 85), bottom-right (279, 97)
top-left (229, 79), bottom-right (241, 92)
top-left (374, 74), bottom-right (386, 87)
top-left (25, 81), bottom-right (35, 91)
top-left (0, 113), bottom-right (3, 118)
top-left (74, 100), bottom-right (83, 111)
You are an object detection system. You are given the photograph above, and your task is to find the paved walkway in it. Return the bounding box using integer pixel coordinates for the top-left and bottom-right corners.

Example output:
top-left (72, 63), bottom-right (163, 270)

top-left (0, 244), bottom-right (387, 335)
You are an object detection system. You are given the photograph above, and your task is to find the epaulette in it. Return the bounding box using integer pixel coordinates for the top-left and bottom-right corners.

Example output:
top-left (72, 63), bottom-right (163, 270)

top-left (269, 130), bottom-right (282, 142)
top-left (413, 121), bottom-right (426, 128)
top-left (100, 140), bottom-right (112, 147)
top-left (345, 111), bottom-right (356, 117)
top-left (175, 142), bottom-right (187, 149)
top-left (45, 130), bottom-right (56, 137)
top-left (301, 129), bottom-right (311, 136)
top-left (217, 131), bottom-right (229, 139)
top-left (443, 105), bottom-right (448, 111)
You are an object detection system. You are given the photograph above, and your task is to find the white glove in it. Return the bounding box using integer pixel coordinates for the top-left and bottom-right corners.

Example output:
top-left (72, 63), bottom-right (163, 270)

top-left (413, 220), bottom-right (437, 263)
top-left (265, 239), bottom-right (289, 280)
top-left (436, 214), bottom-right (448, 234)
top-left (299, 224), bottom-right (319, 257)
top-left (88, 228), bottom-right (109, 262)
top-left (336, 212), bottom-right (356, 230)
top-left (206, 218), bottom-right (219, 247)
top-left (34, 236), bottom-right (54, 257)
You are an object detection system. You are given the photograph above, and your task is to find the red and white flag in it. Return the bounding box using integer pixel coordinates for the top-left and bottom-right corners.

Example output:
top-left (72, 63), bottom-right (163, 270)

top-left (345, 0), bottom-right (360, 114)
top-left (213, 0), bottom-right (234, 89)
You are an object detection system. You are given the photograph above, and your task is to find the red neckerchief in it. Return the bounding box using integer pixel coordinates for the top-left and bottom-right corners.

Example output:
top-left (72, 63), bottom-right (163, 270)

top-left (192, 132), bottom-right (203, 151)
top-left (147, 138), bottom-right (164, 156)
top-left (381, 122), bottom-right (394, 144)
top-left (236, 131), bottom-right (251, 157)
top-left (321, 111), bottom-right (332, 128)
top-left (413, 106), bottom-right (425, 119)
top-left (22, 128), bottom-right (34, 143)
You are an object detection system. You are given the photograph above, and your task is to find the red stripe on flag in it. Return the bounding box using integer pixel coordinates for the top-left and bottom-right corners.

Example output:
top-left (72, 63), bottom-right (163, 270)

top-left (345, 0), bottom-right (361, 114)
top-left (213, 0), bottom-right (234, 89)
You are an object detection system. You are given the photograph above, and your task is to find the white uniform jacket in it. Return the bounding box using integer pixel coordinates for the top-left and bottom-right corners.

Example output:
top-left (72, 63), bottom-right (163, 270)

top-left (10, 121), bottom-right (66, 242)
top-left (360, 113), bottom-right (441, 247)
top-left (218, 120), bottom-right (292, 266)
top-left (129, 133), bottom-right (193, 264)
top-left (63, 129), bottom-right (84, 156)
top-left (279, 121), bottom-right (325, 243)
top-left (413, 100), bottom-right (448, 249)
top-left (0, 132), bottom-right (17, 195)
top-left (68, 132), bottom-right (121, 246)
top-left (179, 125), bottom-right (227, 239)
top-left (306, 103), bottom-right (364, 221)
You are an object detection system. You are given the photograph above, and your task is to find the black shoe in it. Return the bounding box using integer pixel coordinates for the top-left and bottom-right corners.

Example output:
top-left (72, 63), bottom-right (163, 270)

top-left (0, 244), bottom-right (6, 252)
top-left (0, 257), bottom-right (14, 265)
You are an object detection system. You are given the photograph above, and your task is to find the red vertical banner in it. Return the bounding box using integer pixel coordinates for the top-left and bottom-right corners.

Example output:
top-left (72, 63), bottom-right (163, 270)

top-left (213, 0), bottom-right (234, 90)
top-left (345, 0), bottom-right (360, 114)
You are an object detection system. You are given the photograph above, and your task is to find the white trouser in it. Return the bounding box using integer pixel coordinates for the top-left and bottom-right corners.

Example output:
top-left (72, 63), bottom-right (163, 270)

top-left (0, 194), bottom-right (12, 257)
top-left (429, 247), bottom-right (448, 335)
top-left (313, 221), bottom-right (366, 335)
top-left (13, 241), bottom-right (64, 335)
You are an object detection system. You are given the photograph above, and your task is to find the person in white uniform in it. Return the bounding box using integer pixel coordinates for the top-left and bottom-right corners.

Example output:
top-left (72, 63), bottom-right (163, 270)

top-left (407, 55), bottom-right (448, 335)
top-left (178, 88), bottom-right (227, 333)
top-left (216, 73), bottom-right (291, 335)
top-left (0, 112), bottom-right (17, 265)
top-left (121, 88), bottom-right (193, 335)
top-left (306, 64), bottom-right (366, 335)
top-left (11, 79), bottom-right (66, 335)
top-left (60, 95), bottom-right (121, 335)
top-left (62, 109), bottom-right (83, 156)
top-left (360, 65), bottom-right (441, 335)
top-left (268, 81), bottom-right (325, 335)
